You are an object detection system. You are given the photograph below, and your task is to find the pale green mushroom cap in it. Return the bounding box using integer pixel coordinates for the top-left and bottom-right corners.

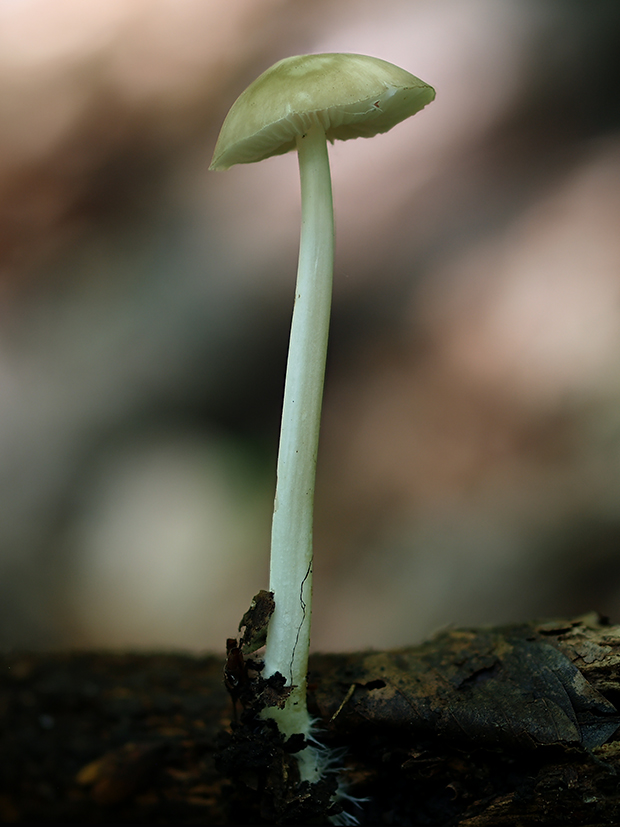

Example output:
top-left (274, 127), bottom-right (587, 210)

top-left (210, 53), bottom-right (435, 171)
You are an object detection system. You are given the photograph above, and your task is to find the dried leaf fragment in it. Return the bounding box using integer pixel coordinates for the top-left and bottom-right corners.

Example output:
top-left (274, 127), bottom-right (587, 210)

top-left (311, 618), bottom-right (620, 750)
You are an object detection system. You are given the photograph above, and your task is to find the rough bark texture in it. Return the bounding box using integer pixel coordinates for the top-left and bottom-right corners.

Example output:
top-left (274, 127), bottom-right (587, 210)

top-left (2, 613), bottom-right (620, 824)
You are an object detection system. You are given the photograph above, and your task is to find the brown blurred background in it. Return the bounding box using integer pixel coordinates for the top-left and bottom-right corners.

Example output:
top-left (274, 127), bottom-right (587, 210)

top-left (1, 0), bottom-right (620, 654)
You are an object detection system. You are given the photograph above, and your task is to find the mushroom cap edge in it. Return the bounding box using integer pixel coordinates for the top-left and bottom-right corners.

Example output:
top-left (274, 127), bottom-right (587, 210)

top-left (210, 53), bottom-right (435, 170)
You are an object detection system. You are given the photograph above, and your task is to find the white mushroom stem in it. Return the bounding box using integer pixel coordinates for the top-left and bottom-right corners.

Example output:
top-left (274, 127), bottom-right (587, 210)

top-left (262, 122), bottom-right (334, 757)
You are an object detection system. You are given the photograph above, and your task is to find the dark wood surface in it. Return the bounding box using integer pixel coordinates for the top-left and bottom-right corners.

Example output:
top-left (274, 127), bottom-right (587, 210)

top-left (2, 614), bottom-right (620, 824)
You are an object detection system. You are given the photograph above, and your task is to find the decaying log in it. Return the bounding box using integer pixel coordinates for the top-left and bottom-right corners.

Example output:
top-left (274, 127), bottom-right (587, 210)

top-left (2, 613), bottom-right (620, 824)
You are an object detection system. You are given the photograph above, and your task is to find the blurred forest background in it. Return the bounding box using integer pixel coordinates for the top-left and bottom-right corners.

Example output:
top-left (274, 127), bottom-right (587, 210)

top-left (1, 0), bottom-right (620, 655)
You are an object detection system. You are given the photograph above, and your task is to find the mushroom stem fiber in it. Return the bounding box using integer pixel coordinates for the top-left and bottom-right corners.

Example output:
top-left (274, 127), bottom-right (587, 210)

top-left (263, 123), bottom-right (334, 741)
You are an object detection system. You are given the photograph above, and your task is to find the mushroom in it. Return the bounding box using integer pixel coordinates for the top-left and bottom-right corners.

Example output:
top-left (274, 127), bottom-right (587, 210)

top-left (210, 53), bottom-right (434, 782)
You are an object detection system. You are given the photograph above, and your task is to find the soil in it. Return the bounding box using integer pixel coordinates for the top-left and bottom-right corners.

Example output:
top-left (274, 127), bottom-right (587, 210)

top-left (2, 614), bottom-right (620, 825)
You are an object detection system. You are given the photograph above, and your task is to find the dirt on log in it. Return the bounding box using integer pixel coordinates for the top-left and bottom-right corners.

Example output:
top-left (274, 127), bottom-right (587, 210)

top-left (2, 613), bottom-right (620, 825)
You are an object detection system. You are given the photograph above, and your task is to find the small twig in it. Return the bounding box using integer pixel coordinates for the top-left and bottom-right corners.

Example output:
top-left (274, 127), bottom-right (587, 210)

top-left (330, 683), bottom-right (356, 724)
